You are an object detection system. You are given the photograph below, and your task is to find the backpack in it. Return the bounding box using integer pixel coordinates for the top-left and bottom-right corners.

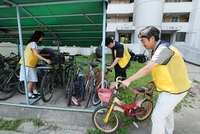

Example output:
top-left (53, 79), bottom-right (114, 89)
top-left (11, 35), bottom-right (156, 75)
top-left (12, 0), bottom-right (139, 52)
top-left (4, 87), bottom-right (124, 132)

top-left (95, 46), bottom-right (102, 58)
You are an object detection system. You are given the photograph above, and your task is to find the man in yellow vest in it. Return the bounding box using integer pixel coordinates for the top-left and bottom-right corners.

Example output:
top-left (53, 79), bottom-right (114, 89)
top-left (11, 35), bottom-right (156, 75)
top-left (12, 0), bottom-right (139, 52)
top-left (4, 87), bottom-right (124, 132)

top-left (122, 26), bottom-right (190, 134)
top-left (105, 37), bottom-right (131, 80)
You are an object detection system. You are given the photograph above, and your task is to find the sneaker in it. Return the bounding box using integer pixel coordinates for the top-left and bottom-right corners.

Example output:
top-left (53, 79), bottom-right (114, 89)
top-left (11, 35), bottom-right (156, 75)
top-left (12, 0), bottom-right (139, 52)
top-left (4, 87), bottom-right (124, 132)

top-left (33, 91), bottom-right (41, 96)
top-left (29, 94), bottom-right (38, 99)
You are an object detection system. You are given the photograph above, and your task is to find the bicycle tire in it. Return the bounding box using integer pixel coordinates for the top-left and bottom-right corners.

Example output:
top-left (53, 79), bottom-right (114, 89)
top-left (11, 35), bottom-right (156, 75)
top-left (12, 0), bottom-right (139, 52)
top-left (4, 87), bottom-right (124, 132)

top-left (63, 65), bottom-right (70, 87)
top-left (40, 72), bottom-right (54, 102)
top-left (66, 74), bottom-right (74, 106)
top-left (0, 74), bottom-right (18, 100)
top-left (84, 77), bottom-right (93, 108)
top-left (92, 106), bottom-right (121, 134)
top-left (17, 81), bottom-right (25, 94)
top-left (78, 78), bottom-right (85, 101)
top-left (134, 99), bottom-right (153, 121)
top-left (92, 79), bottom-right (109, 106)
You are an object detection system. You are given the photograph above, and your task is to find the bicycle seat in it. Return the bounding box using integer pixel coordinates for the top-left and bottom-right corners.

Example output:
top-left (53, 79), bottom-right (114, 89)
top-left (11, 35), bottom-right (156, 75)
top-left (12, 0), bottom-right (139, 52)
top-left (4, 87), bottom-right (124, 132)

top-left (90, 62), bottom-right (98, 68)
top-left (132, 86), bottom-right (153, 94)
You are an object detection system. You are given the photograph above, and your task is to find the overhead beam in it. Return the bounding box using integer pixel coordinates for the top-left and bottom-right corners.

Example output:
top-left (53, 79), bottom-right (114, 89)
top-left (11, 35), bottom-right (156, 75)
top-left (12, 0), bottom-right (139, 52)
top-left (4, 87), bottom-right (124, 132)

top-left (84, 14), bottom-right (95, 24)
top-left (20, 7), bottom-right (58, 39)
top-left (1, 23), bottom-right (103, 29)
top-left (7, 31), bottom-right (102, 34)
top-left (3, 0), bottom-right (104, 7)
top-left (0, 13), bottom-right (103, 20)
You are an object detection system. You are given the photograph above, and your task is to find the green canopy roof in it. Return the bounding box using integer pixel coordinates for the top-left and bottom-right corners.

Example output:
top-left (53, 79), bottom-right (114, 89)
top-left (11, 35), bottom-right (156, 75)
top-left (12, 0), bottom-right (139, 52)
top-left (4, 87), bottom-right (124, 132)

top-left (0, 0), bottom-right (108, 47)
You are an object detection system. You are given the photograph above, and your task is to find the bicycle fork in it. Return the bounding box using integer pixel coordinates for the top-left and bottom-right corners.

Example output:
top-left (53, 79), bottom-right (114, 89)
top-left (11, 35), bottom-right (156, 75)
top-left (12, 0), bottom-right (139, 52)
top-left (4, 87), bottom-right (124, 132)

top-left (104, 97), bottom-right (124, 123)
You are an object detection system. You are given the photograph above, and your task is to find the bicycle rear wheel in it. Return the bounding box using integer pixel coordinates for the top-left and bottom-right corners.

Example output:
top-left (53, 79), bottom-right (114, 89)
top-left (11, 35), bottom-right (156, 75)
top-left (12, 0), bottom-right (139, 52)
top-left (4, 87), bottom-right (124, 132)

top-left (92, 106), bottom-right (121, 134)
top-left (134, 99), bottom-right (153, 121)
top-left (0, 73), bottom-right (18, 100)
top-left (40, 72), bottom-right (54, 102)
top-left (92, 79), bottom-right (109, 106)
top-left (66, 74), bottom-right (74, 106)
top-left (17, 81), bottom-right (25, 94)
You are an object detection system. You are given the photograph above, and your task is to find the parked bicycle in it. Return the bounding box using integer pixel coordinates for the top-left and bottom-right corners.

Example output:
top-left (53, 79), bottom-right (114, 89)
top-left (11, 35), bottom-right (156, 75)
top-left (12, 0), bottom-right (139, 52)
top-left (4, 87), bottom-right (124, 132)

top-left (0, 56), bottom-right (19, 100)
top-left (39, 52), bottom-right (69, 102)
top-left (91, 59), bottom-right (112, 106)
top-left (64, 54), bottom-right (84, 106)
top-left (83, 58), bottom-right (99, 108)
top-left (17, 64), bottom-right (46, 95)
top-left (92, 77), bottom-right (156, 134)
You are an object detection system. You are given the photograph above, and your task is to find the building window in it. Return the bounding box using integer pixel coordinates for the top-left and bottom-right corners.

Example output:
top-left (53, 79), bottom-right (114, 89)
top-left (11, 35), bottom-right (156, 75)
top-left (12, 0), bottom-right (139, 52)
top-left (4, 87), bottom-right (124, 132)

top-left (174, 0), bottom-right (181, 2)
top-left (106, 32), bottom-right (115, 40)
top-left (129, 17), bottom-right (133, 22)
top-left (119, 33), bottom-right (131, 44)
top-left (171, 16), bottom-right (179, 22)
top-left (176, 32), bottom-right (186, 42)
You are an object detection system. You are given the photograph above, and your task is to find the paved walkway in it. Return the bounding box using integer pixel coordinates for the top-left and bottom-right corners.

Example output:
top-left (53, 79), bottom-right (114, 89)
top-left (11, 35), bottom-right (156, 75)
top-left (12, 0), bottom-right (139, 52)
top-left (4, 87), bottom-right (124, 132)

top-left (0, 62), bottom-right (199, 134)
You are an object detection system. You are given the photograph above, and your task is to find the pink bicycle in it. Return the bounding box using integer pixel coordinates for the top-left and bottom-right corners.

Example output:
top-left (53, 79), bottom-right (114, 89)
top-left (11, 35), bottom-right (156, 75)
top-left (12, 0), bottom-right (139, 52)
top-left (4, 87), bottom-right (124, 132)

top-left (92, 77), bottom-right (156, 134)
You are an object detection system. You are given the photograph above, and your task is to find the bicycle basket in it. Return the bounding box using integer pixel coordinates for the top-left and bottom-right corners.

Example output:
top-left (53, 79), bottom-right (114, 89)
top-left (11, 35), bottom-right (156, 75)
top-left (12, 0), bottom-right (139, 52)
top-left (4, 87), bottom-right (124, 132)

top-left (98, 88), bottom-right (114, 102)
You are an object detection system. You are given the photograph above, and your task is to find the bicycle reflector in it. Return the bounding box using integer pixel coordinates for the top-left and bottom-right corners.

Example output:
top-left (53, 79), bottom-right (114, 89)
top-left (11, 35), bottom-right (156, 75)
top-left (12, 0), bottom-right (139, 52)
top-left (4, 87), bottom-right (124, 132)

top-left (98, 88), bottom-right (114, 102)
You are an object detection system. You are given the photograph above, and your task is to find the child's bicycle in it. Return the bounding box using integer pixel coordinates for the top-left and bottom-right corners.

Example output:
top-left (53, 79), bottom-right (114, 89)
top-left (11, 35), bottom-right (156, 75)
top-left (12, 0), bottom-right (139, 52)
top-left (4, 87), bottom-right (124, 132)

top-left (92, 77), bottom-right (156, 134)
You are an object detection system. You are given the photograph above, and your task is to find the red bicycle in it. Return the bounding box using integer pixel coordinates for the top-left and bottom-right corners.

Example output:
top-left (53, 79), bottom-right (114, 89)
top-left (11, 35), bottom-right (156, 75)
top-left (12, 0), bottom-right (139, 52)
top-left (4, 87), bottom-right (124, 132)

top-left (91, 59), bottom-right (112, 106)
top-left (92, 77), bottom-right (156, 134)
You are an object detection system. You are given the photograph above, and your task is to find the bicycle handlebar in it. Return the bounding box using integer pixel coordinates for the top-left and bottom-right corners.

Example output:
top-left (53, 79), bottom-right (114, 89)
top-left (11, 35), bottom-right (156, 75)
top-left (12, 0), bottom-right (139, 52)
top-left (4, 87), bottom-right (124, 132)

top-left (115, 76), bottom-right (123, 90)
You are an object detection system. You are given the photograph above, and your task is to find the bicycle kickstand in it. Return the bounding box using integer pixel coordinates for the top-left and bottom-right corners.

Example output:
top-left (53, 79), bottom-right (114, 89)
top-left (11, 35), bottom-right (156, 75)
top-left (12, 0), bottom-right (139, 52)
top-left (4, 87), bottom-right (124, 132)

top-left (133, 121), bottom-right (139, 128)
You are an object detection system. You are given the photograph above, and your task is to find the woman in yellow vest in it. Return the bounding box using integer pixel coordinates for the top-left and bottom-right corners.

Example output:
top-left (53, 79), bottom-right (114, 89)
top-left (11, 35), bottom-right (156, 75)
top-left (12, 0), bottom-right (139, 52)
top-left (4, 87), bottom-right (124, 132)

top-left (19, 31), bottom-right (51, 99)
top-left (105, 37), bottom-right (131, 80)
top-left (122, 26), bottom-right (190, 134)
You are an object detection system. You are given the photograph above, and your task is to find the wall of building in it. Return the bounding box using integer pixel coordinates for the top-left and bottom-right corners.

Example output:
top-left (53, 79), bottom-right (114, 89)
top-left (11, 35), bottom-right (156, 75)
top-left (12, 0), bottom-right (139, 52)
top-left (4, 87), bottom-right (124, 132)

top-left (107, 0), bottom-right (200, 65)
top-left (0, 42), bottom-right (112, 57)
top-left (0, 42), bottom-right (19, 57)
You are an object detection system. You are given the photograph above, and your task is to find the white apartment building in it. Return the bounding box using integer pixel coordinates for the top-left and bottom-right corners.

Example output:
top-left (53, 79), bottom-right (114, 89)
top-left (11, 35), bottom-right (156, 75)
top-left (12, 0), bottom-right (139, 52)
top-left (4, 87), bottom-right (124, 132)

top-left (106, 0), bottom-right (200, 65)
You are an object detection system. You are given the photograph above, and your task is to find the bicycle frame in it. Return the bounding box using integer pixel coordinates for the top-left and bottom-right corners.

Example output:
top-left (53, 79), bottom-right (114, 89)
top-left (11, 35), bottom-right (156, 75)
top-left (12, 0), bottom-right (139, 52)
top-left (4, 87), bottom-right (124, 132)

top-left (103, 81), bottom-right (155, 123)
top-left (95, 68), bottom-right (111, 89)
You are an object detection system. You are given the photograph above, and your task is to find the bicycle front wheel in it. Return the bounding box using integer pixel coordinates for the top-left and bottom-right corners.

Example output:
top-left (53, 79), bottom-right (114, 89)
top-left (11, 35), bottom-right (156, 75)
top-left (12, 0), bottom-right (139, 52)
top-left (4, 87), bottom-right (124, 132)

top-left (66, 73), bottom-right (74, 106)
top-left (84, 77), bottom-right (93, 108)
top-left (40, 72), bottom-right (54, 102)
top-left (63, 65), bottom-right (70, 87)
top-left (134, 99), bottom-right (153, 121)
top-left (92, 79), bottom-right (109, 106)
top-left (92, 106), bottom-right (121, 134)
top-left (0, 73), bottom-right (18, 100)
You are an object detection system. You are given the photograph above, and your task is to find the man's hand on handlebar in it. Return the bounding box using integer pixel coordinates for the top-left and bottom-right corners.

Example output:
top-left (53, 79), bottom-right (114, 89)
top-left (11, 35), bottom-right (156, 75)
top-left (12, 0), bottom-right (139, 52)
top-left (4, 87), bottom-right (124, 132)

top-left (122, 79), bottom-right (130, 87)
top-left (46, 59), bottom-right (52, 64)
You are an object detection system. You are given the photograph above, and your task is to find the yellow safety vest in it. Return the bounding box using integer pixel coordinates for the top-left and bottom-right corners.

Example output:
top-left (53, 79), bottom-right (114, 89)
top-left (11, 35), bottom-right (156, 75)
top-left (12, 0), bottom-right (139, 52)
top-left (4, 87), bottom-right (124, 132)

top-left (151, 46), bottom-right (191, 93)
top-left (114, 44), bottom-right (131, 68)
top-left (19, 43), bottom-right (39, 68)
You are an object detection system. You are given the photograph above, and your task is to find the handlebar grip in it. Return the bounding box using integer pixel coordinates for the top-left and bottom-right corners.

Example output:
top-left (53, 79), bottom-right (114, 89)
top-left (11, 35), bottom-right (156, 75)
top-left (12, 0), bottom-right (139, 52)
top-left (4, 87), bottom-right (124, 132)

top-left (107, 68), bottom-right (112, 72)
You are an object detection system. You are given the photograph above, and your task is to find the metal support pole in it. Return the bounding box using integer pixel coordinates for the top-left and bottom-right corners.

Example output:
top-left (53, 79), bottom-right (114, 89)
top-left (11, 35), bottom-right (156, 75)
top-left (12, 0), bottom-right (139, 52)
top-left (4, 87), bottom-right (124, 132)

top-left (101, 1), bottom-right (106, 88)
top-left (16, 6), bottom-right (30, 105)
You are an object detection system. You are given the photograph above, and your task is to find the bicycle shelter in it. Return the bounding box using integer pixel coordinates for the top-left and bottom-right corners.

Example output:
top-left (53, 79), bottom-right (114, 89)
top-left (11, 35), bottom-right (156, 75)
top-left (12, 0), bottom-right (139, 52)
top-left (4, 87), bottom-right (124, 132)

top-left (0, 0), bottom-right (108, 112)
